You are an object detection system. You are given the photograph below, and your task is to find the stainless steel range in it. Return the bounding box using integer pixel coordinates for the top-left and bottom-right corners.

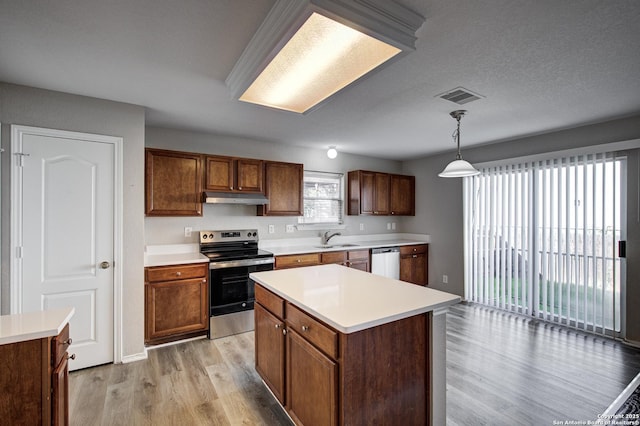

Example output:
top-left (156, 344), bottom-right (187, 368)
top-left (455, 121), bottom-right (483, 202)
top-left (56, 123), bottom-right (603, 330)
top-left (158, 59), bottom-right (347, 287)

top-left (199, 229), bottom-right (274, 339)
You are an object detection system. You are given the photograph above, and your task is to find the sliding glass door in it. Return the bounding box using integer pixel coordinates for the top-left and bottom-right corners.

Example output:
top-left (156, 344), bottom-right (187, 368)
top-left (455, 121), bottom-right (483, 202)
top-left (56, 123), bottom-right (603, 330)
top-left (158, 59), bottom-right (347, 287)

top-left (464, 152), bottom-right (625, 336)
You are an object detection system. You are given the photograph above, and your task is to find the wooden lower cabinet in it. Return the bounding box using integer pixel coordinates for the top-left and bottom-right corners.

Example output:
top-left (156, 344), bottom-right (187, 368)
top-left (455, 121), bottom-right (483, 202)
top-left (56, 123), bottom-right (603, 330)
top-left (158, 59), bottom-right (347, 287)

top-left (255, 284), bottom-right (429, 425)
top-left (280, 249), bottom-right (370, 272)
top-left (275, 253), bottom-right (321, 269)
top-left (400, 244), bottom-right (429, 286)
top-left (287, 330), bottom-right (338, 426)
top-left (145, 263), bottom-right (209, 345)
top-left (255, 303), bottom-right (286, 404)
top-left (0, 323), bottom-right (71, 425)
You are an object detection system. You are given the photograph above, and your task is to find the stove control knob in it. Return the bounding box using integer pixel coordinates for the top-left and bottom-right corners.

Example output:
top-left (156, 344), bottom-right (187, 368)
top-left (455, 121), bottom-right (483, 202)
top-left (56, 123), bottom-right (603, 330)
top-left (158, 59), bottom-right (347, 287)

top-left (242, 302), bottom-right (247, 307)
top-left (209, 233), bottom-right (214, 239)
top-left (202, 234), bottom-right (207, 239)
top-left (247, 232), bottom-right (251, 238)
top-left (252, 232), bottom-right (257, 237)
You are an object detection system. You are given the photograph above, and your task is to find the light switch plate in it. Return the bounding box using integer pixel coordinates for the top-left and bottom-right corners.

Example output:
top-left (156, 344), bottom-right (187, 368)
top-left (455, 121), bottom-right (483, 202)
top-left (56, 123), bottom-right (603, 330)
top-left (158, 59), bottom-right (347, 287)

top-left (268, 225), bottom-right (275, 234)
top-left (184, 227), bottom-right (192, 237)
top-left (286, 224), bottom-right (295, 233)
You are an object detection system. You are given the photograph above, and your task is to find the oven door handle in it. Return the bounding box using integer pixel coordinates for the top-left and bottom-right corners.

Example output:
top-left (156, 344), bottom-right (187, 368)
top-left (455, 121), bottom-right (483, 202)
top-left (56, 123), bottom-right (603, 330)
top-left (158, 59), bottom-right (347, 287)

top-left (209, 257), bottom-right (275, 269)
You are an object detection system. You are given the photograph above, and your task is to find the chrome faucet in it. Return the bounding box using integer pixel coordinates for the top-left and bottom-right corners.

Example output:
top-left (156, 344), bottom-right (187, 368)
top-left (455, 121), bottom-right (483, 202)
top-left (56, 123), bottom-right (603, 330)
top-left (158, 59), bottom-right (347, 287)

top-left (322, 231), bottom-right (341, 245)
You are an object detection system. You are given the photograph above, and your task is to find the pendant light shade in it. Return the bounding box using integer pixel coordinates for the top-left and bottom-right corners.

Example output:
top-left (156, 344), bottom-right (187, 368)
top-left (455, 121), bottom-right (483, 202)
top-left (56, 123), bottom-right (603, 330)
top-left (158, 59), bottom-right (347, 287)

top-left (438, 110), bottom-right (480, 178)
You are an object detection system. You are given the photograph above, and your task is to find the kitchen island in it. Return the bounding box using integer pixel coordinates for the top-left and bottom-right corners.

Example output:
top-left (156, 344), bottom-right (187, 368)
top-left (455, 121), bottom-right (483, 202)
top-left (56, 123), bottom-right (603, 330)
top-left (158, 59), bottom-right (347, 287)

top-left (250, 264), bottom-right (460, 426)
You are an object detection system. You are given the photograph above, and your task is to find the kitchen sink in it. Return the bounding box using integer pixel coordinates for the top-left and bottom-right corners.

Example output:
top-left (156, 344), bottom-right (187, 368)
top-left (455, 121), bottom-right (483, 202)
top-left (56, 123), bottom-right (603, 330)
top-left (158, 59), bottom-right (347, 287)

top-left (314, 243), bottom-right (360, 249)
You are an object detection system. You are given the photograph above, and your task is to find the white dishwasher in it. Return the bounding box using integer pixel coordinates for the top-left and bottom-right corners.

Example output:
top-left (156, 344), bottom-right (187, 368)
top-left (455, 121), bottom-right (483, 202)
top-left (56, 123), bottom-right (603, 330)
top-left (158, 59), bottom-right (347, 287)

top-left (370, 247), bottom-right (400, 279)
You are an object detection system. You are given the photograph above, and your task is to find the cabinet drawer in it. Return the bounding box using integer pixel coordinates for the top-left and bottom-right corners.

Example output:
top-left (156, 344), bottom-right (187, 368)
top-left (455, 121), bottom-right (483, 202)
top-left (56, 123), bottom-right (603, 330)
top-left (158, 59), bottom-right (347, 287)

top-left (52, 323), bottom-right (71, 368)
top-left (399, 244), bottom-right (427, 256)
top-left (286, 304), bottom-right (337, 359)
top-left (255, 285), bottom-right (285, 319)
top-left (321, 251), bottom-right (346, 264)
top-left (275, 253), bottom-right (321, 269)
top-left (146, 263), bottom-right (208, 282)
top-left (347, 249), bottom-right (369, 260)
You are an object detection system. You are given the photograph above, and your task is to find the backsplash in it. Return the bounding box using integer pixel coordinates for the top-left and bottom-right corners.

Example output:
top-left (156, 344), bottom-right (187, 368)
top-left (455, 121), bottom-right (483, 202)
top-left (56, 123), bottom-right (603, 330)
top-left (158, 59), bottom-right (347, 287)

top-left (144, 203), bottom-right (405, 245)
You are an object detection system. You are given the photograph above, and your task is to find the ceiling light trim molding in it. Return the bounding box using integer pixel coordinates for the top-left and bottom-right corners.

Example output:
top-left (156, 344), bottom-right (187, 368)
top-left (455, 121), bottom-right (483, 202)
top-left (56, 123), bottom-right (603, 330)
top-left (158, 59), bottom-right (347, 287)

top-left (225, 0), bottom-right (425, 114)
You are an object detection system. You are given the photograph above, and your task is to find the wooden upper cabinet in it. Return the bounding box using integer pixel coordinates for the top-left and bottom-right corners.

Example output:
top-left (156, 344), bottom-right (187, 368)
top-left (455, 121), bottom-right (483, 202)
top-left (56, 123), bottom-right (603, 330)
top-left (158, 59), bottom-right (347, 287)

top-left (349, 170), bottom-right (407, 216)
top-left (258, 161), bottom-right (303, 216)
top-left (390, 174), bottom-right (415, 216)
top-left (204, 155), bottom-right (263, 193)
top-left (145, 148), bottom-right (203, 216)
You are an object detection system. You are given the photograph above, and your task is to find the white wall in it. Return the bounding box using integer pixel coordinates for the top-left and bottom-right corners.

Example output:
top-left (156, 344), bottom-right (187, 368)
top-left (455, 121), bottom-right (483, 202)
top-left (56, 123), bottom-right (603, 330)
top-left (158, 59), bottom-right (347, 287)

top-left (403, 114), bottom-right (640, 342)
top-left (145, 126), bottom-right (407, 244)
top-left (0, 83), bottom-right (146, 360)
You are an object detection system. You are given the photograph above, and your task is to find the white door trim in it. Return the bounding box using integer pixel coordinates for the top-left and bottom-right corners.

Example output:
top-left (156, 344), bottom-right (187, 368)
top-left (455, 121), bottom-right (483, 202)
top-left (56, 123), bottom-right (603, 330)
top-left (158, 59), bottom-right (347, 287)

top-left (10, 125), bottom-right (124, 364)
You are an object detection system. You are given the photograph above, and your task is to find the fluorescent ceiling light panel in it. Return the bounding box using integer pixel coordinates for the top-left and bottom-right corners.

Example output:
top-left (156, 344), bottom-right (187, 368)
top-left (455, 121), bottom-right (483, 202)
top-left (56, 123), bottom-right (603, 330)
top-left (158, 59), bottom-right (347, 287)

top-left (226, 0), bottom-right (425, 114)
top-left (239, 13), bottom-right (401, 113)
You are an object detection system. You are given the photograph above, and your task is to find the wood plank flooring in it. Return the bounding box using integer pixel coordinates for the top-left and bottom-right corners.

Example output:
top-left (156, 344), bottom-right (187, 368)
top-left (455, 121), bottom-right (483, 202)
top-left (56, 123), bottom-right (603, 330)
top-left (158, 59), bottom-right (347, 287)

top-left (69, 303), bottom-right (640, 425)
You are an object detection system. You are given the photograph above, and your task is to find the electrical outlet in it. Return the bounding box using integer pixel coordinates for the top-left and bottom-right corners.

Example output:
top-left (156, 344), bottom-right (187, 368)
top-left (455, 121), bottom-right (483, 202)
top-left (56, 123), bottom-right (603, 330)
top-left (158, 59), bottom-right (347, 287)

top-left (391, 222), bottom-right (396, 230)
top-left (387, 223), bottom-right (391, 230)
top-left (184, 227), bottom-right (192, 237)
top-left (359, 223), bottom-right (364, 231)
top-left (268, 225), bottom-right (275, 234)
top-left (286, 224), bottom-right (295, 233)
top-left (443, 275), bottom-right (448, 284)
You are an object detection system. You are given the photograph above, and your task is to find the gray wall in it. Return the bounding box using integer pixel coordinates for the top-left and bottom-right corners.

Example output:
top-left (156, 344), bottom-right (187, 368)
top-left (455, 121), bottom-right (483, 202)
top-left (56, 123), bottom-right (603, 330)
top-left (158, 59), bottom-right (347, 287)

top-left (145, 126), bottom-right (405, 244)
top-left (403, 114), bottom-right (640, 343)
top-left (0, 83), bottom-right (146, 359)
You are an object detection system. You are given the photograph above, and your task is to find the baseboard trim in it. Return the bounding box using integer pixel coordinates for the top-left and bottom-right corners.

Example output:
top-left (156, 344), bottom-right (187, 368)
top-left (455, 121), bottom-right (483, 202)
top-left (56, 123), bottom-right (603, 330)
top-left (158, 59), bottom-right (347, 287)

top-left (121, 348), bottom-right (148, 364)
top-left (622, 338), bottom-right (640, 349)
top-left (602, 372), bottom-right (640, 416)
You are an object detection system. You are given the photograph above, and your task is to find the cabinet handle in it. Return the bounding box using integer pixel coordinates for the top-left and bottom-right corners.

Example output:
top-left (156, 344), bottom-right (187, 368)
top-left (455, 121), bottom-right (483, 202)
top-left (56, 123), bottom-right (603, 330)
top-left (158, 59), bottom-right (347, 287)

top-left (202, 279), bottom-right (207, 283)
top-left (412, 255), bottom-right (417, 258)
top-left (67, 353), bottom-right (76, 360)
top-left (230, 186), bottom-right (233, 190)
top-left (282, 329), bottom-right (287, 335)
top-left (275, 324), bottom-right (280, 329)
top-left (176, 271), bottom-right (182, 277)
top-left (301, 325), bottom-right (310, 332)
top-left (64, 338), bottom-right (73, 345)
top-left (238, 186), bottom-right (242, 190)
top-left (391, 212), bottom-right (395, 215)
top-left (346, 261), bottom-right (351, 267)
top-left (413, 248), bottom-right (417, 252)
top-left (297, 259), bottom-right (301, 263)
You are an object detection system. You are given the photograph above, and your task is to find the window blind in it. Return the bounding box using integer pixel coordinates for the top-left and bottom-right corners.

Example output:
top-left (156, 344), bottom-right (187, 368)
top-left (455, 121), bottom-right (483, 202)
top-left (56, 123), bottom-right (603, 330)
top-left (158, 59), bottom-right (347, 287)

top-left (464, 152), bottom-right (625, 336)
top-left (299, 171), bottom-right (344, 225)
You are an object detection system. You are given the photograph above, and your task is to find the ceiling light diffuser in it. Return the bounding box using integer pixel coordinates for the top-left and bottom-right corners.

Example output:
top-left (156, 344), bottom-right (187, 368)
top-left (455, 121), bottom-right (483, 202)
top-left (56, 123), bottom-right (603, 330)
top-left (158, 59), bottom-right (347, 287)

top-left (226, 0), bottom-right (425, 114)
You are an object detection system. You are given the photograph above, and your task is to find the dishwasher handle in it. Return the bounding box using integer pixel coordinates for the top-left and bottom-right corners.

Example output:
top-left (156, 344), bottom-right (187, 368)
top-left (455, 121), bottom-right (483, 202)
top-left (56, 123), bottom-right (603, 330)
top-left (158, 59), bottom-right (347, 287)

top-left (371, 247), bottom-right (400, 254)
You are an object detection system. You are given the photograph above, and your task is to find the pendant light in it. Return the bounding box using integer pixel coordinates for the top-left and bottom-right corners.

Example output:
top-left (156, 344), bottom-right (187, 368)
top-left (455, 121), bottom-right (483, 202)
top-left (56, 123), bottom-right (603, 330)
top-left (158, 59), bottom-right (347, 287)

top-left (438, 110), bottom-right (480, 178)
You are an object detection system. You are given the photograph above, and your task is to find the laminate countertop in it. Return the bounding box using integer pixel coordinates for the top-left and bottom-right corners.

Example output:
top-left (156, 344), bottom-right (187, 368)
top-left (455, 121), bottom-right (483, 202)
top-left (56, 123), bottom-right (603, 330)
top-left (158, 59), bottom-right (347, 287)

top-left (0, 307), bottom-right (75, 345)
top-left (250, 264), bottom-right (460, 334)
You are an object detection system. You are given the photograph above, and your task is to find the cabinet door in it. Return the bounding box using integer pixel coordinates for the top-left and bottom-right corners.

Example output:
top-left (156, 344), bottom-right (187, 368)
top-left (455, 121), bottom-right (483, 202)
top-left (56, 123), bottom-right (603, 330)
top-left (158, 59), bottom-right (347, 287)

top-left (321, 251), bottom-right (347, 265)
top-left (287, 331), bottom-right (337, 426)
top-left (236, 158), bottom-right (264, 193)
top-left (258, 161), bottom-right (303, 216)
top-left (390, 174), bottom-right (415, 216)
top-left (145, 277), bottom-right (208, 342)
top-left (145, 149), bottom-right (202, 216)
top-left (255, 303), bottom-right (286, 404)
top-left (373, 173), bottom-right (390, 215)
top-left (52, 355), bottom-right (69, 426)
top-left (204, 155), bottom-right (234, 191)
top-left (359, 171), bottom-right (375, 215)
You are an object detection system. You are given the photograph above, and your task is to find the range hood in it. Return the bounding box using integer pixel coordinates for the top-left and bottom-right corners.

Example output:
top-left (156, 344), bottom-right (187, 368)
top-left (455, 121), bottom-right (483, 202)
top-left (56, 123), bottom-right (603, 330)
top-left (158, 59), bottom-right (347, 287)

top-left (203, 191), bottom-right (269, 205)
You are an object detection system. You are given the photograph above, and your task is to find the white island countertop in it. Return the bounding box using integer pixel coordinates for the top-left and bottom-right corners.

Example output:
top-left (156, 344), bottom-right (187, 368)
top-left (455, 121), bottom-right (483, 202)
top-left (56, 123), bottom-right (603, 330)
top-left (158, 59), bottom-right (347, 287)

top-left (0, 307), bottom-right (75, 345)
top-left (251, 264), bottom-right (460, 334)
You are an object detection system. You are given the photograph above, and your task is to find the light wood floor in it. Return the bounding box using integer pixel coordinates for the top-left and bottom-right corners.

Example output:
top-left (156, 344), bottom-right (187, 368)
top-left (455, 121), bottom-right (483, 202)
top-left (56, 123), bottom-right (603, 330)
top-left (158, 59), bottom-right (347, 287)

top-left (69, 303), bottom-right (640, 425)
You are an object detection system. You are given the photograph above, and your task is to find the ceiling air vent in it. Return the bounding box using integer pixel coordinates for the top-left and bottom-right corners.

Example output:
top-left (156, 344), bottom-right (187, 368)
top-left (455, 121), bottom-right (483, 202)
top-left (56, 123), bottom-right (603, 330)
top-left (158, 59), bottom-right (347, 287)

top-left (437, 87), bottom-right (483, 105)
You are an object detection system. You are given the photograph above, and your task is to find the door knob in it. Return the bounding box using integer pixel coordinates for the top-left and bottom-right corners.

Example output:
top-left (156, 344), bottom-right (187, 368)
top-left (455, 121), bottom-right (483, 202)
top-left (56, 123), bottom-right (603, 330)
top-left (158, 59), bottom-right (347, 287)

top-left (100, 261), bottom-right (110, 269)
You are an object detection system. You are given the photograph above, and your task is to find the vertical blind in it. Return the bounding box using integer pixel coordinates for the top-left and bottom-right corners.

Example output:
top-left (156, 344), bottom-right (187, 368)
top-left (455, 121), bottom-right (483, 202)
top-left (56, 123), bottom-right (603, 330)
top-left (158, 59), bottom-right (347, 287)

top-left (464, 152), bottom-right (625, 336)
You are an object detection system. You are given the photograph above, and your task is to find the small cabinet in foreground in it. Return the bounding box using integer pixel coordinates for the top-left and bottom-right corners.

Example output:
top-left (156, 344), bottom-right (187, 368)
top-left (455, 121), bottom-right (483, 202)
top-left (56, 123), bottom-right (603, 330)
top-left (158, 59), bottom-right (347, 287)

top-left (400, 244), bottom-right (428, 285)
top-left (145, 262), bottom-right (209, 345)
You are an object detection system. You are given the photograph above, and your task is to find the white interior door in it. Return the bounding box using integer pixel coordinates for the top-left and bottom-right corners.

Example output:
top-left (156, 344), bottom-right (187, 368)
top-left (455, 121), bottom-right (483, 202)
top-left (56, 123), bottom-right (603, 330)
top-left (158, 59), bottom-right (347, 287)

top-left (12, 126), bottom-right (116, 370)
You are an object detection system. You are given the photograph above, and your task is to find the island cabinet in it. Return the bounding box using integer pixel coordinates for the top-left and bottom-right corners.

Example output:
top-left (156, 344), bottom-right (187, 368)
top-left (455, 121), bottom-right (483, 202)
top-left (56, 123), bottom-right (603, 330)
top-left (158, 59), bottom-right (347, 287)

top-left (400, 244), bottom-right (429, 286)
top-left (348, 170), bottom-right (415, 216)
top-left (0, 311), bottom-right (73, 426)
top-left (145, 262), bottom-right (209, 345)
top-left (204, 155), bottom-right (263, 193)
top-left (145, 148), bottom-right (203, 216)
top-left (255, 282), bottom-right (431, 426)
top-left (258, 161), bottom-right (304, 216)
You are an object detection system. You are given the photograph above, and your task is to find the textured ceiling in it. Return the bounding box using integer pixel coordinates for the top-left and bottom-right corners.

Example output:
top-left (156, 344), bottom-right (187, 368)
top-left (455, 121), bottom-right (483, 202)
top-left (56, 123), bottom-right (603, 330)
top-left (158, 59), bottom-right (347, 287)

top-left (1, 0), bottom-right (639, 160)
